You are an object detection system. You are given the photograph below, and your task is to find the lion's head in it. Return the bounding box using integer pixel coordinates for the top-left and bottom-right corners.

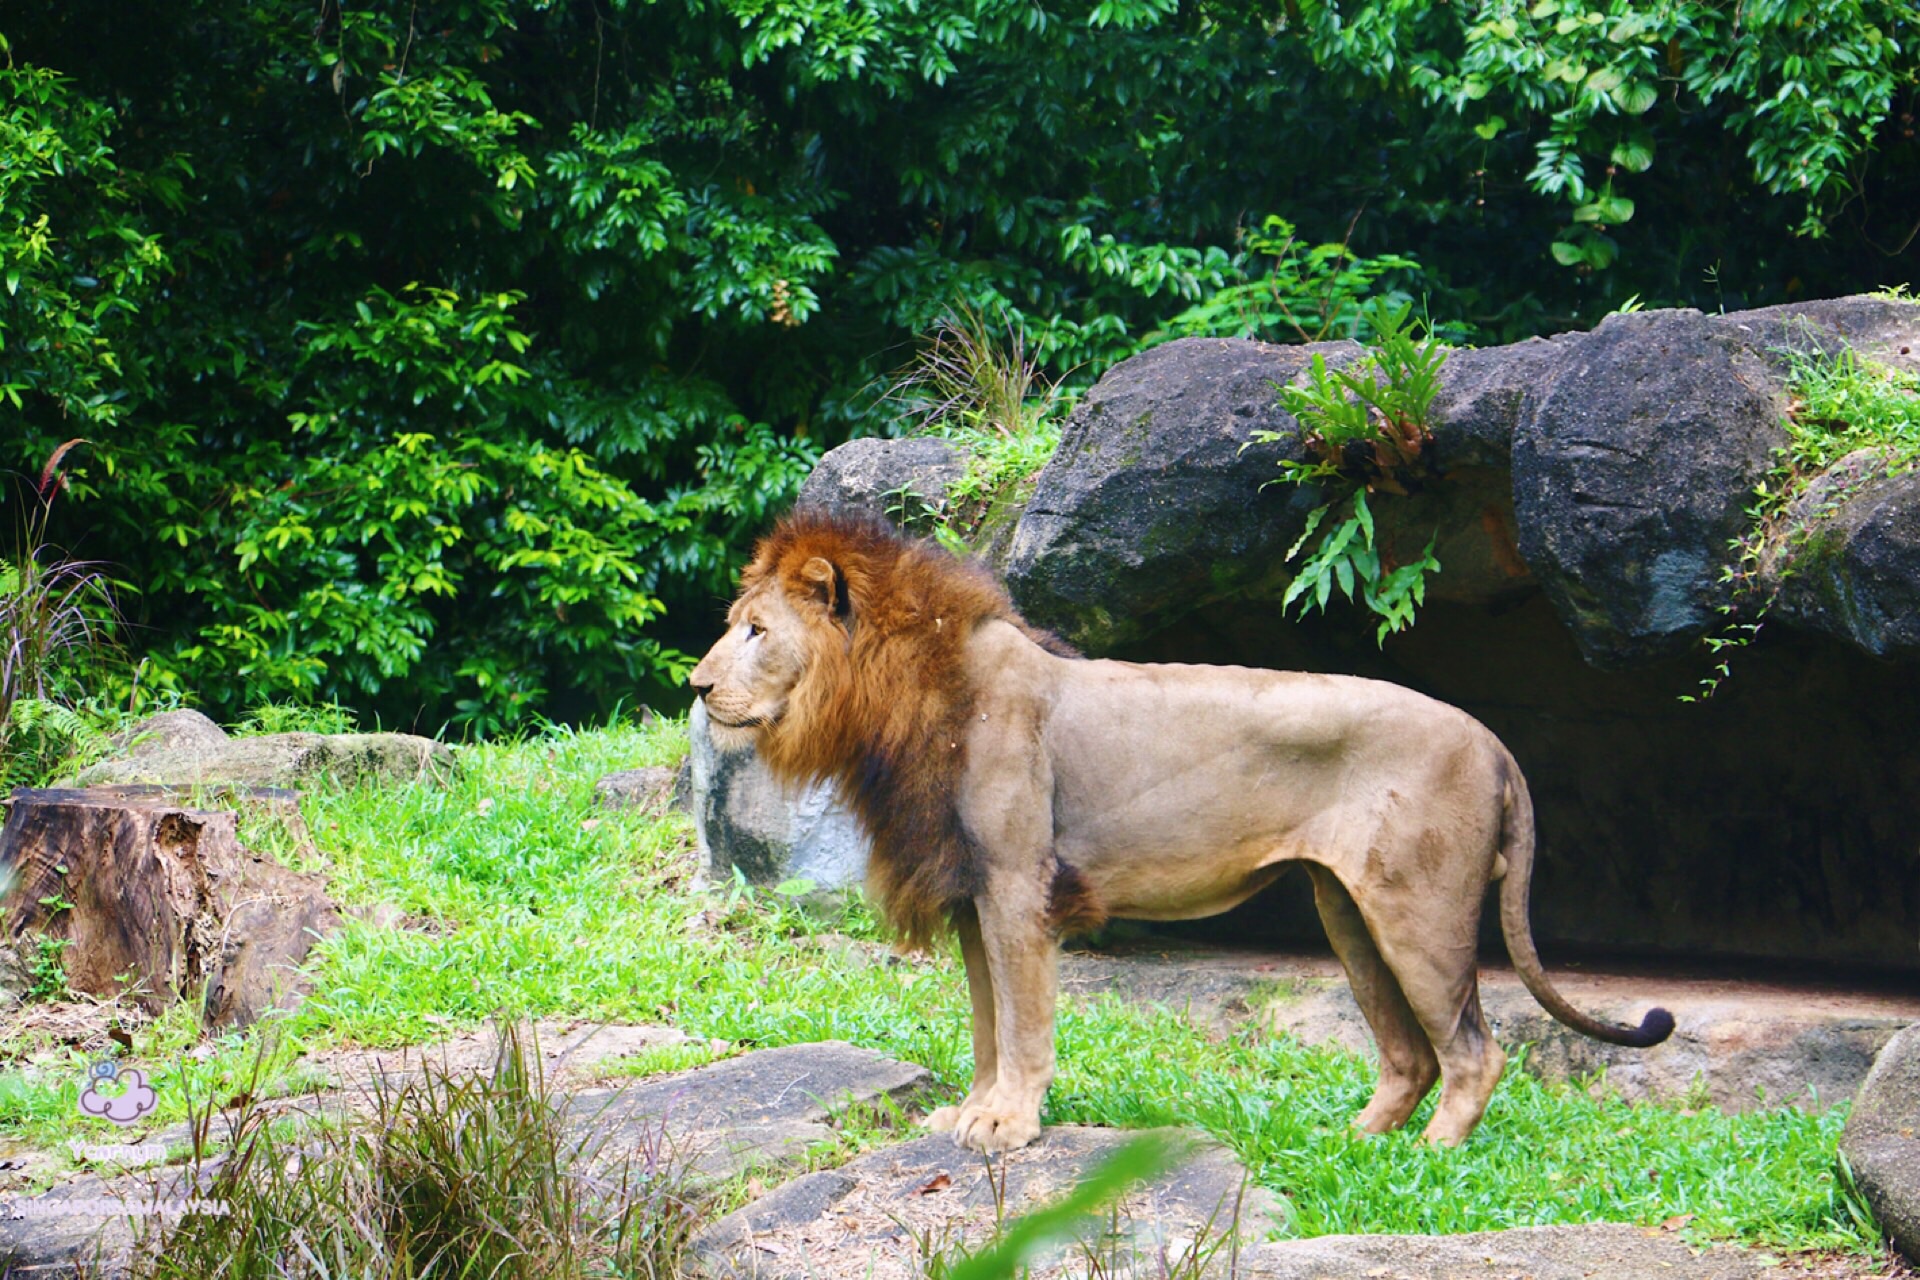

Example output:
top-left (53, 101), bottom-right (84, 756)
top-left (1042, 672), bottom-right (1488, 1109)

top-left (688, 511), bottom-right (1069, 947)
top-left (687, 558), bottom-right (838, 754)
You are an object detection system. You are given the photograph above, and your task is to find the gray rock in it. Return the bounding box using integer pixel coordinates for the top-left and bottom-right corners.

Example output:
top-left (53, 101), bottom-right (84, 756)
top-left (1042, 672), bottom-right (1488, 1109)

top-left (594, 765), bottom-right (685, 813)
top-left (113, 709), bottom-right (229, 758)
top-left (1005, 336), bottom-right (1335, 651)
top-left (694, 1125), bottom-right (1280, 1279)
top-left (1841, 1023), bottom-right (1920, 1261)
top-left (689, 699), bottom-right (868, 893)
top-left (0, 1164), bottom-right (214, 1276)
top-left (796, 436), bottom-right (967, 526)
top-left (1235, 1223), bottom-right (1783, 1279)
top-left (1511, 309), bottom-right (1788, 667)
top-left (966, 295), bottom-right (1919, 667)
top-left (1771, 468), bottom-right (1920, 661)
top-left (1426, 337), bottom-right (1570, 468)
top-left (566, 1040), bottom-right (934, 1180)
top-left (1710, 294), bottom-right (1920, 379)
top-left (76, 732), bottom-right (457, 789)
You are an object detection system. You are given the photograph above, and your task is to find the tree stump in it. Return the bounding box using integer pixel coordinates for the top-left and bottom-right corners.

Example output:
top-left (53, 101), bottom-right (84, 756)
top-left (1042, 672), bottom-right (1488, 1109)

top-left (0, 786), bottom-right (341, 1027)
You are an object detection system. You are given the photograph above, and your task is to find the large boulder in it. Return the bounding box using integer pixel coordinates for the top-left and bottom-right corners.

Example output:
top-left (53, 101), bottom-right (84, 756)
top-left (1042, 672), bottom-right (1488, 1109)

top-left (1003, 337), bottom-right (1336, 649)
top-left (688, 700), bottom-right (867, 894)
top-left (1841, 1023), bottom-right (1920, 1261)
top-left (1510, 309), bottom-right (1787, 667)
top-left (1769, 464), bottom-right (1920, 661)
top-left (794, 435), bottom-right (966, 526)
top-left (764, 295), bottom-right (1920, 974)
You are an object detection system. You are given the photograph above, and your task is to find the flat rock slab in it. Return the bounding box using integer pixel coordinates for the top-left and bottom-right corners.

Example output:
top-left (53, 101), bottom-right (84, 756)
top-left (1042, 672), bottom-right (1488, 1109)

top-left (77, 711), bottom-right (456, 789)
top-left (566, 1040), bottom-right (934, 1179)
top-left (1062, 946), bottom-right (1920, 1112)
top-left (696, 1124), bottom-right (1281, 1280)
top-left (1, 1165), bottom-right (215, 1276)
top-left (1235, 1223), bottom-right (1787, 1279)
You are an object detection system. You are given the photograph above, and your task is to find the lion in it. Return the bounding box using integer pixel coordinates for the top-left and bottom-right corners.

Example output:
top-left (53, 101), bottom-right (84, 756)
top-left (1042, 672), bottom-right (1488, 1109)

top-left (689, 511), bottom-right (1673, 1153)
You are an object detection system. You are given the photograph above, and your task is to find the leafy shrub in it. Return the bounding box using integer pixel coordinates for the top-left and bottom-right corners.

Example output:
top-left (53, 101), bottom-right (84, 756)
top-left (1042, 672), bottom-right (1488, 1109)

top-left (1155, 216), bottom-right (1431, 345)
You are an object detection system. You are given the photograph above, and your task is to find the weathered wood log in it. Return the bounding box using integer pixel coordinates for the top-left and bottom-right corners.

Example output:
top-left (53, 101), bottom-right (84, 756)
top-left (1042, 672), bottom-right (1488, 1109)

top-left (0, 785), bottom-right (340, 1027)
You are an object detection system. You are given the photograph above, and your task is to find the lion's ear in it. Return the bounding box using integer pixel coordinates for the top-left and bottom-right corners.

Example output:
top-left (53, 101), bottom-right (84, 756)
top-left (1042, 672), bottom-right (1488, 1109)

top-left (799, 556), bottom-right (850, 621)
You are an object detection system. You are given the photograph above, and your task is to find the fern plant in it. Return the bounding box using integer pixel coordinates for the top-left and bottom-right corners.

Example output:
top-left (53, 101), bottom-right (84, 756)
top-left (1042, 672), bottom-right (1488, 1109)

top-left (1252, 299), bottom-right (1449, 643)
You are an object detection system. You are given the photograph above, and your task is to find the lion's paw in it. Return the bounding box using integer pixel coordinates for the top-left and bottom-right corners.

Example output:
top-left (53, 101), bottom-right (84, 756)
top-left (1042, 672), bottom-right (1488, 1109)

top-left (952, 1104), bottom-right (1042, 1153)
top-left (923, 1105), bottom-right (963, 1133)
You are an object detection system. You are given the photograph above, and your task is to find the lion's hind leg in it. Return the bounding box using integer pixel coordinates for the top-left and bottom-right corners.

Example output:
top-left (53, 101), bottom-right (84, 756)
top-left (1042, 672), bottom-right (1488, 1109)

top-left (1345, 878), bottom-right (1508, 1147)
top-left (1306, 864), bottom-right (1439, 1135)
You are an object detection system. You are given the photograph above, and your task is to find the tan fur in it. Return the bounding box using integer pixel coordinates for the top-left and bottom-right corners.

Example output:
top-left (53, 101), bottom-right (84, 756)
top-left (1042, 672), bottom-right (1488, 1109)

top-left (691, 513), bottom-right (1671, 1153)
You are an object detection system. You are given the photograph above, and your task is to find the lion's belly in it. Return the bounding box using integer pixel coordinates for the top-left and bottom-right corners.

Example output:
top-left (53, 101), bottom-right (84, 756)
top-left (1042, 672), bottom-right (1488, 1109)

top-left (1039, 656), bottom-right (1488, 915)
top-left (1089, 856), bottom-right (1295, 920)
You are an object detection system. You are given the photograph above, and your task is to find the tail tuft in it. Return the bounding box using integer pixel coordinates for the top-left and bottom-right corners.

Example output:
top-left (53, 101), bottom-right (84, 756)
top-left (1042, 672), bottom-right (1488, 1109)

top-left (1629, 1007), bottom-right (1676, 1047)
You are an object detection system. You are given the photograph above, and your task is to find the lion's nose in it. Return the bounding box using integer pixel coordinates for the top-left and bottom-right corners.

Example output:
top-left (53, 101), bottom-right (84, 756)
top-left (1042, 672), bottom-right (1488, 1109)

top-left (689, 676), bottom-right (714, 699)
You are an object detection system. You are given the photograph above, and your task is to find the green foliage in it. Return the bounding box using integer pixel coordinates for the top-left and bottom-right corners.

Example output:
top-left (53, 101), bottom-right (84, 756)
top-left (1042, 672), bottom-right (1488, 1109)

top-left (1297, 0), bottom-right (1918, 249)
top-left (0, 462), bottom-right (124, 785)
top-left (887, 308), bottom-right (1061, 441)
top-left (26, 934), bottom-right (70, 1002)
top-left (883, 311), bottom-right (1068, 554)
top-left (3, 696), bottom-right (115, 789)
top-left (1255, 301), bottom-right (1449, 643)
top-left (1280, 494), bottom-right (1443, 646)
top-left (2, 1), bottom-right (1915, 729)
top-left (1155, 216), bottom-right (1433, 345)
top-left (1777, 345), bottom-right (1920, 477)
top-left (1275, 301), bottom-right (1450, 486)
top-left (231, 700), bottom-right (361, 738)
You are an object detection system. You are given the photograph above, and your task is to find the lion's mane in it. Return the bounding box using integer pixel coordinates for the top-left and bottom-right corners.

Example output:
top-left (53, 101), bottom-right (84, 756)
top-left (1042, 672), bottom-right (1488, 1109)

top-left (743, 511), bottom-right (1077, 949)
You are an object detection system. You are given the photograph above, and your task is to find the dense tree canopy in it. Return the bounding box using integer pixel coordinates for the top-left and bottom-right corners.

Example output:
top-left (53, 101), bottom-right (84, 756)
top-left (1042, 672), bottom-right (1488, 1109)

top-left (2, 0), bottom-right (1914, 729)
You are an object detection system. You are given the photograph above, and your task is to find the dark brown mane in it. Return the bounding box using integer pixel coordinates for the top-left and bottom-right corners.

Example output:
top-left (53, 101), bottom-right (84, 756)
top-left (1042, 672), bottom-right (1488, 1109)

top-left (744, 509), bottom-right (1072, 949)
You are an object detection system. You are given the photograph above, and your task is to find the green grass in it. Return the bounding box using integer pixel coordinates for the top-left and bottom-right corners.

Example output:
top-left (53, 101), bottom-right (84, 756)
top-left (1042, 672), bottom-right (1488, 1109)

top-left (1778, 345), bottom-right (1920, 480)
top-left (0, 716), bottom-right (1881, 1257)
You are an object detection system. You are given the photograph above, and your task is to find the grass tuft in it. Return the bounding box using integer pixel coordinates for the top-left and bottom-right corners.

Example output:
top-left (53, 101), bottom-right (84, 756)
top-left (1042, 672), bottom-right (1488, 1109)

top-left (125, 1023), bottom-right (701, 1280)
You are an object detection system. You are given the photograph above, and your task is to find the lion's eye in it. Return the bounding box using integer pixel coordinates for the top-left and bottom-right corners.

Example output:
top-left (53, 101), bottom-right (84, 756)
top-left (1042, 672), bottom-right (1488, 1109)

top-left (746, 621), bottom-right (765, 639)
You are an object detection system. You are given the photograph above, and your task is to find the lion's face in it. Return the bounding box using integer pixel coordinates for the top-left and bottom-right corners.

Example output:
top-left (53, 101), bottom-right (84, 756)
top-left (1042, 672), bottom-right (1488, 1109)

top-left (688, 581), bottom-right (820, 749)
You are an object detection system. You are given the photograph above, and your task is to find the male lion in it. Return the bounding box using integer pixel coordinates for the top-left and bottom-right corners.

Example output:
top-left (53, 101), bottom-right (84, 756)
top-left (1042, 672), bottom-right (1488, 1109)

top-left (690, 512), bottom-right (1673, 1153)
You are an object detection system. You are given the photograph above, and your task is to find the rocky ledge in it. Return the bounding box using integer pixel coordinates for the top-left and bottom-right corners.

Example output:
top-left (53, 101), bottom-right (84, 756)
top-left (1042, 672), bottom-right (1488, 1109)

top-left (785, 295), bottom-right (1920, 974)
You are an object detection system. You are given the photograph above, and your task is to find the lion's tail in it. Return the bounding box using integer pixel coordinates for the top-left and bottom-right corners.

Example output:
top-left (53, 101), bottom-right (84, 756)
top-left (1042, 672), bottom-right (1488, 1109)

top-left (1495, 747), bottom-right (1675, 1049)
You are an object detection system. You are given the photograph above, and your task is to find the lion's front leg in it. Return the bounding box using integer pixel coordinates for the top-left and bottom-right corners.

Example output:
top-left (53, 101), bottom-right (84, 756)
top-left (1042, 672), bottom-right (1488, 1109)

top-left (948, 884), bottom-right (1057, 1154)
top-left (925, 907), bottom-right (999, 1135)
